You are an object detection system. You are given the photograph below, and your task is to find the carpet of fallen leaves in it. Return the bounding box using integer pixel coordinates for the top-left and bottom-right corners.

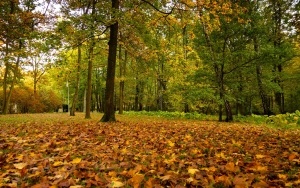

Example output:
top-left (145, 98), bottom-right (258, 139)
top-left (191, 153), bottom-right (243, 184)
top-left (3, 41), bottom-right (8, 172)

top-left (0, 113), bottom-right (300, 188)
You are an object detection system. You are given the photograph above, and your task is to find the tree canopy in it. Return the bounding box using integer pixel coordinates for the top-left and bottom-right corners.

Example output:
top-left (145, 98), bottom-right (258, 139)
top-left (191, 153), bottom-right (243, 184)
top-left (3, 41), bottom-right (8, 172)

top-left (0, 0), bottom-right (299, 122)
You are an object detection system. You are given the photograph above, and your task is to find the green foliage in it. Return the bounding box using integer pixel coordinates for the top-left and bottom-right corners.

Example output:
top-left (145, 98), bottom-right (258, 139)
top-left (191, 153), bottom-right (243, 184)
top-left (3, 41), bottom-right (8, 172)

top-left (235, 111), bottom-right (300, 129)
top-left (266, 111), bottom-right (300, 129)
top-left (125, 111), bottom-right (300, 129)
top-left (124, 111), bottom-right (218, 121)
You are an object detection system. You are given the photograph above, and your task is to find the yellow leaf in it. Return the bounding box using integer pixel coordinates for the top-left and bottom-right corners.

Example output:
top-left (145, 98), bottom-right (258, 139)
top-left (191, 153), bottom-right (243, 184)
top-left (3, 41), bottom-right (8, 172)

top-left (232, 139), bottom-right (241, 147)
top-left (185, 134), bottom-right (193, 140)
top-left (167, 140), bottom-right (175, 147)
top-left (53, 161), bottom-right (64, 167)
top-left (71, 158), bottom-right (82, 164)
top-left (109, 181), bottom-right (124, 188)
top-left (188, 168), bottom-right (199, 175)
top-left (13, 163), bottom-right (27, 169)
top-left (255, 154), bottom-right (265, 159)
top-left (69, 186), bottom-right (83, 188)
top-left (109, 171), bottom-right (118, 177)
top-left (216, 152), bottom-right (226, 159)
top-left (278, 174), bottom-right (287, 180)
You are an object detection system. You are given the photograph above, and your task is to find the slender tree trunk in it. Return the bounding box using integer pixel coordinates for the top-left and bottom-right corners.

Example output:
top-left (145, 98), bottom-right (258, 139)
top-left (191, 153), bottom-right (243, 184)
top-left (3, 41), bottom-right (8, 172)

top-left (253, 37), bottom-right (271, 115)
top-left (2, 40), bottom-right (22, 114)
top-left (85, 43), bottom-right (94, 119)
top-left (85, 0), bottom-right (96, 119)
top-left (135, 79), bottom-right (140, 111)
top-left (2, 62), bottom-right (9, 114)
top-left (272, 1), bottom-right (284, 113)
top-left (119, 45), bottom-right (126, 114)
top-left (70, 43), bottom-right (82, 116)
top-left (101, 0), bottom-right (119, 122)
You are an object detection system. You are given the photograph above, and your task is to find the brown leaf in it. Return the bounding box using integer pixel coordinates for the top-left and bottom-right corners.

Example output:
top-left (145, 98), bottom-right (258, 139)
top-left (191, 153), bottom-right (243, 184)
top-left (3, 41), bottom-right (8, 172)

top-left (215, 175), bottom-right (232, 187)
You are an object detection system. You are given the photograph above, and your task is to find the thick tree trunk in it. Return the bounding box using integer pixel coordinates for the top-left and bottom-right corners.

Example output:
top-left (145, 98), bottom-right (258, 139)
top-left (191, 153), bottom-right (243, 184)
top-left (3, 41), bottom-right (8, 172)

top-left (70, 43), bottom-right (82, 116)
top-left (101, 0), bottom-right (119, 122)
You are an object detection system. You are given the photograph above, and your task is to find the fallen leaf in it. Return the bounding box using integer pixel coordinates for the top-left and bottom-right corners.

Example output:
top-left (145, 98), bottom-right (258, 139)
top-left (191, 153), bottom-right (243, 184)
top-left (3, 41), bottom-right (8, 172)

top-left (145, 178), bottom-right (154, 188)
top-left (160, 175), bottom-right (171, 181)
top-left (13, 163), bottom-right (27, 169)
top-left (225, 162), bottom-right (235, 172)
top-left (53, 161), bottom-right (64, 167)
top-left (128, 174), bottom-right (144, 188)
top-left (71, 158), bottom-right (82, 164)
top-left (255, 154), bottom-right (265, 159)
top-left (252, 181), bottom-right (269, 188)
top-left (109, 181), bottom-right (124, 188)
top-left (216, 175), bottom-right (232, 187)
top-left (188, 168), bottom-right (199, 175)
top-left (167, 140), bottom-right (175, 147)
top-left (288, 152), bottom-right (298, 161)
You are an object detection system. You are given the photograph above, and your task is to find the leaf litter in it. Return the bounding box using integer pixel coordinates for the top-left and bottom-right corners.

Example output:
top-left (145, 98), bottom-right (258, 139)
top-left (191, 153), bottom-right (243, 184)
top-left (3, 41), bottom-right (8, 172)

top-left (0, 113), bottom-right (299, 187)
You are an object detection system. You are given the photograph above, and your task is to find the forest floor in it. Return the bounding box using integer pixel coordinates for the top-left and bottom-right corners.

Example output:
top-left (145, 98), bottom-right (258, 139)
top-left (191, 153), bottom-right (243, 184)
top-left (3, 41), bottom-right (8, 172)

top-left (0, 113), bottom-right (299, 188)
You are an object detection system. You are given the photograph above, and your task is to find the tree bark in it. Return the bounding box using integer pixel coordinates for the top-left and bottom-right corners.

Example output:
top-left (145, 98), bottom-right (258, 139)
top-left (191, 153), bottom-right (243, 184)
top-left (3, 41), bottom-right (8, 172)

top-left (85, 0), bottom-right (96, 119)
top-left (70, 43), bottom-right (82, 116)
top-left (2, 40), bottom-right (22, 114)
top-left (100, 0), bottom-right (119, 122)
top-left (118, 44), bottom-right (126, 114)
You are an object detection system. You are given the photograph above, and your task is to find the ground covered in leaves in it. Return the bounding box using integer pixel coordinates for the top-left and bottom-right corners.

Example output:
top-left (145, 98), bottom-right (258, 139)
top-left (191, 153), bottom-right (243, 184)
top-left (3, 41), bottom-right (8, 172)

top-left (0, 113), bottom-right (300, 188)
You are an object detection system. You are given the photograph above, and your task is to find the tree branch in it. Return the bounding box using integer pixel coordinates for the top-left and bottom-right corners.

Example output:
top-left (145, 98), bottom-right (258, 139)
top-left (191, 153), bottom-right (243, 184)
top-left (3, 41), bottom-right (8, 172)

top-left (140, 0), bottom-right (175, 15)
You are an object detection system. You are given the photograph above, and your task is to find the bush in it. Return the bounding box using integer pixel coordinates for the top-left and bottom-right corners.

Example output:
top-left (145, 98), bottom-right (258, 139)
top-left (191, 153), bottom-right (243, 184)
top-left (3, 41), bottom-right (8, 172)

top-left (0, 87), bottom-right (62, 113)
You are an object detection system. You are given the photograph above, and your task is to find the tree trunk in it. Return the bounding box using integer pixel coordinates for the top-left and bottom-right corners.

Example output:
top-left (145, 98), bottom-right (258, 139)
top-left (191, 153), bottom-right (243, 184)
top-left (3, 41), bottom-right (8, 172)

top-left (2, 62), bottom-right (9, 114)
top-left (100, 0), bottom-right (119, 122)
top-left (2, 40), bottom-right (22, 114)
top-left (119, 44), bottom-right (126, 114)
top-left (70, 43), bottom-right (82, 116)
top-left (254, 37), bottom-right (271, 115)
top-left (224, 99), bottom-right (233, 122)
top-left (134, 79), bottom-right (141, 111)
top-left (85, 0), bottom-right (96, 119)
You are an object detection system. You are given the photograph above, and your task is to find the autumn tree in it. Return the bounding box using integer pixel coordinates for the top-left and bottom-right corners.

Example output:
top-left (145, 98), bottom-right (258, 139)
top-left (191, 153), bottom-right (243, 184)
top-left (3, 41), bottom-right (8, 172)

top-left (0, 0), bottom-right (44, 114)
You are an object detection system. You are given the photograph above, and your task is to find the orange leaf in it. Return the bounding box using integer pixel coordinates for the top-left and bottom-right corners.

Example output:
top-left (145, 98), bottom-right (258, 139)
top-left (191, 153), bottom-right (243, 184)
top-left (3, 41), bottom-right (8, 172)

top-left (145, 178), bottom-right (154, 188)
top-left (225, 162), bottom-right (235, 172)
top-left (252, 181), bottom-right (269, 188)
top-left (215, 175), bottom-right (232, 187)
top-left (128, 174), bottom-right (144, 188)
top-left (288, 152), bottom-right (297, 161)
